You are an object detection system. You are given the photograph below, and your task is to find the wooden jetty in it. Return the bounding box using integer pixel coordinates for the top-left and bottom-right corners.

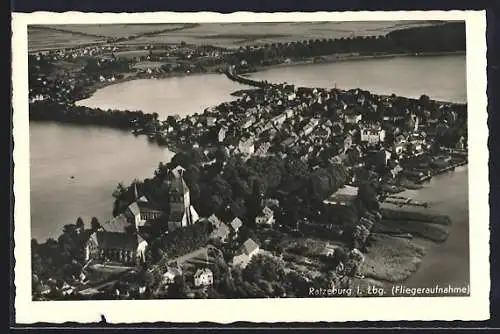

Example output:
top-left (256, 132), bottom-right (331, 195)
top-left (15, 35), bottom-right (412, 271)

top-left (383, 195), bottom-right (430, 208)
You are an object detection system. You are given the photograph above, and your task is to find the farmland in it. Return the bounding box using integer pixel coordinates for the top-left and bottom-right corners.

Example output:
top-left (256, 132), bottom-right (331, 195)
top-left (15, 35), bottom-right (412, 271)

top-left (113, 21), bottom-right (445, 48)
top-left (38, 23), bottom-right (189, 39)
top-left (28, 20), bottom-right (444, 52)
top-left (28, 26), bottom-right (106, 52)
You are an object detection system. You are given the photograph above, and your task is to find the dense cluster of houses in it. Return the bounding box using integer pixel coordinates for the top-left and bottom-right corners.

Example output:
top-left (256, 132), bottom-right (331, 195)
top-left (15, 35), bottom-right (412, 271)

top-left (154, 69), bottom-right (464, 187)
top-left (31, 44), bottom-right (467, 299)
top-left (28, 43), bottom-right (232, 105)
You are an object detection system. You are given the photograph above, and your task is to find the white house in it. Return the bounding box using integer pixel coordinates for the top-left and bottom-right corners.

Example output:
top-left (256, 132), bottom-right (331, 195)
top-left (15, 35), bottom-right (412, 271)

top-left (206, 117), bottom-right (217, 127)
top-left (232, 238), bottom-right (260, 269)
top-left (255, 206), bottom-right (275, 226)
top-left (360, 125), bottom-right (386, 145)
top-left (162, 264), bottom-right (183, 285)
top-left (230, 217), bottom-right (243, 234)
top-left (285, 109), bottom-right (295, 119)
top-left (238, 138), bottom-right (255, 155)
top-left (218, 126), bottom-right (228, 143)
top-left (193, 268), bottom-right (214, 287)
top-left (344, 112), bottom-right (362, 124)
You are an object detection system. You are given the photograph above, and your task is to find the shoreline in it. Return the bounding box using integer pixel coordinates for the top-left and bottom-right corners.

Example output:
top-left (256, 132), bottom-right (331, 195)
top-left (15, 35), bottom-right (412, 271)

top-left (29, 50), bottom-right (468, 239)
top-left (30, 50), bottom-right (469, 298)
top-left (247, 50), bottom-right (466, 73)
top-left (71, 69), bottom-right (226, 104)
top-left (368, 166), bottom-right (469, 292)
top-left (69, 50), bottom-right (465, 107)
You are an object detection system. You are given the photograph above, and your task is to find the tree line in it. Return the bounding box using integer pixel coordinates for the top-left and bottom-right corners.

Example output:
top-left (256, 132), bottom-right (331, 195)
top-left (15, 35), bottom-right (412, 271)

top-left (29, 101), bottom-right (159, 130)
top-left (225, 22), bottom-right (466, 67)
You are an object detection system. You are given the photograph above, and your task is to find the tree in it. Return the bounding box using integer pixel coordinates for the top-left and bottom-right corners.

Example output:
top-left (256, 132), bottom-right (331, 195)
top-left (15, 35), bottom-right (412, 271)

top-left (167, 275), bottom-right (188, 299)
top-left (90, 217), bottom-right (102, 232)
top-left (170, 152), bottom-right (194, 169)
top-left (357, 182), bottom-right (379, 212)
top-left (76, 217), bottom-right (84, 230)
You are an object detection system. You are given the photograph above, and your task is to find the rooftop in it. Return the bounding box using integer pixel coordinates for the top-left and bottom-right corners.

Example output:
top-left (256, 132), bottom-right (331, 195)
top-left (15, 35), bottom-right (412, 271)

top-left (95, 231), bottom-right (139, 251)
top-left (102, 213), bottom-right (133, 233)
top-left (323, 185), bottom-right (359, 206)
top-left (240, 238), bottom-right (259, 255)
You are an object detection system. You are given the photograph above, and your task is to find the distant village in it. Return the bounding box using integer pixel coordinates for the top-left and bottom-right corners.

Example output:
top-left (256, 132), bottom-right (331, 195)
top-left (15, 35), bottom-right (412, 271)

top-left (29, 28), bottom-right (468, 300)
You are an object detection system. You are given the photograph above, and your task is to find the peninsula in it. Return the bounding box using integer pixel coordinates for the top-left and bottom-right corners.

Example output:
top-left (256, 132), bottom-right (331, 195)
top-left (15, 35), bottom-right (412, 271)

top-left (29, 22), bottom-right (468, 300)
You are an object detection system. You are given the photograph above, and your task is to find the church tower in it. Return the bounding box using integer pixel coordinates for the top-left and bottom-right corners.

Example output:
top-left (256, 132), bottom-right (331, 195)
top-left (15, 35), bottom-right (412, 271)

top-left (167, 165), bottom-right (199, 230)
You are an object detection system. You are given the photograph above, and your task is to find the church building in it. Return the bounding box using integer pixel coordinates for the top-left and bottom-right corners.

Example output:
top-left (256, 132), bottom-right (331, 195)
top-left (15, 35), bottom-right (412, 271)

top-left (167, 165), bottom-right (200, 231)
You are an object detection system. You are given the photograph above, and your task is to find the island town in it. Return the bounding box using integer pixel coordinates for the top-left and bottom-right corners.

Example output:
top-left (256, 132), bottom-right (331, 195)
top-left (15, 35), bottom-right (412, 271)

top-left (29, 22), bottom-right (468, 300)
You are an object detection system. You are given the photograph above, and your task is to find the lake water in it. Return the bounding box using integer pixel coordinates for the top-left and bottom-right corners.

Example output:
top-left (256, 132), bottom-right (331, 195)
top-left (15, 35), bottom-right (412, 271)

top-left (30, 55), bottom-right (467, 241)
top-left (75, 74), bottom-right (243, 119)
top-left (403, 167), bottom-right (469, 288)
top-left (379, 167), bottom-right (470, 288)
top-left (29, 122), bottom-right (172, 240)
top-left (248, 54), bottom-right (467, 103)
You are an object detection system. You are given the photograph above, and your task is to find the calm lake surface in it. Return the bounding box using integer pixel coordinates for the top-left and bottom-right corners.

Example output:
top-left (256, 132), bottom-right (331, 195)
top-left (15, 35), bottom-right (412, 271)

top-left (404, 167), bottom-right (469, 288)
top-left (76, 74), bottom-right (243, 118)
top-left (30, 55), bottom-right (467, 241)
top-left (248, 54), bottom-right (467, 103)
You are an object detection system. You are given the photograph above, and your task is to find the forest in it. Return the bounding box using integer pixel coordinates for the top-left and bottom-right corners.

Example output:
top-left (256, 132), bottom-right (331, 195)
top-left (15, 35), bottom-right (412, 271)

top-left (225, 22), bottom-right (466, 67)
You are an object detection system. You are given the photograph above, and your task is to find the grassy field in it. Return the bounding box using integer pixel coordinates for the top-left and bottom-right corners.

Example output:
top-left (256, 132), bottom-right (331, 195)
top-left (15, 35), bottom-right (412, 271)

top-left (29, 21), bottom-right (443, 51)
top-left (362, 233), bottom-right (426, 282)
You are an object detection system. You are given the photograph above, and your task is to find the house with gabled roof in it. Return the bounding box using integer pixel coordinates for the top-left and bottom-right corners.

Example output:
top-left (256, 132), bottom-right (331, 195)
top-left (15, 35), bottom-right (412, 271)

top-left (229, 217), bottom-right (243, 234)
top-left (344, 109), bottom-right (362, 124)
top-left (124, 184), bottom-right (165, 231)
top-left (232, 238), bottom-right (260, 269)
top-left (162, 262), bottom-right (183, 285)
top-left (101, 213), bottom-right (133, 233)
top-left (209, 222), bottom-right (231, 243)
top-left (84, 231), bottom-right (148, 266)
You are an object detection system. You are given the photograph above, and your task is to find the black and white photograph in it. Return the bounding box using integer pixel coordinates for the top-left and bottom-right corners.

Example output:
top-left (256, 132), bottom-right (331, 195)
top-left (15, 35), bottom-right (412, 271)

top-left (12, 11), bottom-right (489, 323)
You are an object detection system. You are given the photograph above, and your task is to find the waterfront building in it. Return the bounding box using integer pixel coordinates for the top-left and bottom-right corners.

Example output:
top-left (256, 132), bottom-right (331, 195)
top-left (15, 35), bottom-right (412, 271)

top-left (323, 185), bottom-right (359, 207)
top-left (205, 116), bottom-right (217, 127)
